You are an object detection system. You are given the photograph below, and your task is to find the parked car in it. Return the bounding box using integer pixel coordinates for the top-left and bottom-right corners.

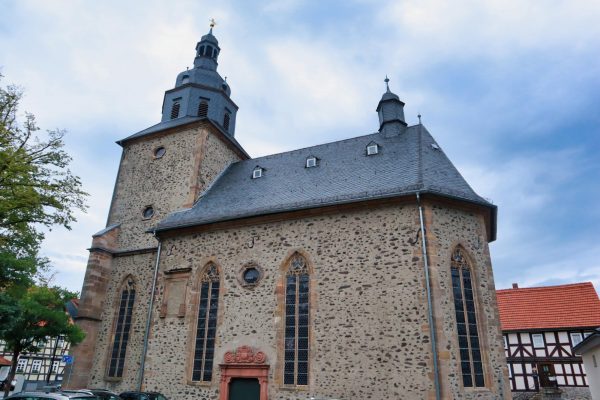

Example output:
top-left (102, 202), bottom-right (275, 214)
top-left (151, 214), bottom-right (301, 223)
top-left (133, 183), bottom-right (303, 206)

top-left (5, 391), bottom-right (96, 400)
top-left (62, 389), bottom-right (121, 400)
top-left (119, 392), bottom-right (167, 400)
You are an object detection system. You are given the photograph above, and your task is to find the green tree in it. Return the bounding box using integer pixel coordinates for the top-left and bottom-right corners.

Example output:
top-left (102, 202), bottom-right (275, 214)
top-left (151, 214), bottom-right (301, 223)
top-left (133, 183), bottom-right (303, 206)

top-left (0, 286), bottom-right (85, 396)
top-left (0, 75), bottom-right (87, 290)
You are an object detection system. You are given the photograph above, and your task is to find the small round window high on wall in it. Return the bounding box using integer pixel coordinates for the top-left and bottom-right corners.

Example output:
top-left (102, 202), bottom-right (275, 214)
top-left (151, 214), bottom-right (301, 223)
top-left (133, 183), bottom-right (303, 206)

top-left (154, 146), bottom-right (166, 158)
top-left (142, 206), bottom-right (154, 219)
top-left (237, 263), bottom-right (263, 288)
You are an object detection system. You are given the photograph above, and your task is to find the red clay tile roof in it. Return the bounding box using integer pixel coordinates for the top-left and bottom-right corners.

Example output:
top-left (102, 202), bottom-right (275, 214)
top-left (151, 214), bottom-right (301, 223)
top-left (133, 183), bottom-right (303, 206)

top-left (497, 282), bottom-right (600, 331)
top-left (0, 356), bottom-right (11, 366)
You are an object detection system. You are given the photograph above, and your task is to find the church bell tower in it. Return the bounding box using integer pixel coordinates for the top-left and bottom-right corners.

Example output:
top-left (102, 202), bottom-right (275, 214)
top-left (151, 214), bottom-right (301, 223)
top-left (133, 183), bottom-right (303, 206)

top-left (160, 22), bottom-right (238, 136)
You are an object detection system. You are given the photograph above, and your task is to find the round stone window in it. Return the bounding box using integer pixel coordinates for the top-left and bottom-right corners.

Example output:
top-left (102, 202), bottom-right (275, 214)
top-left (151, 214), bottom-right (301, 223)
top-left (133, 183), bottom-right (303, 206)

top-left (154, 146), bottom-right (166, 158)
top-left (243, 268), bottom-right (260, 284)
top-left (142, 206), bottom-right (154, 219)
top-left (237, 264), bottom-right (263, 288)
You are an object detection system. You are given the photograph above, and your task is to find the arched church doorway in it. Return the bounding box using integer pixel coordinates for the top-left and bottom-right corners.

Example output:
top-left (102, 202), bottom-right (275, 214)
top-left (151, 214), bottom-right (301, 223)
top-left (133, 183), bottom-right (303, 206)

top-left (219, 346), bottom-right (269, 400)
top-left (228, 378), bottom-right (260, 400)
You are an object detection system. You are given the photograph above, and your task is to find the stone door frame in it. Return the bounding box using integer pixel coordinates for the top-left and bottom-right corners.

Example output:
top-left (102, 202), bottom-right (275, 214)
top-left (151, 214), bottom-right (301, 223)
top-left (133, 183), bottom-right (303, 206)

top-left (219, 346), bottom-right (269, 400)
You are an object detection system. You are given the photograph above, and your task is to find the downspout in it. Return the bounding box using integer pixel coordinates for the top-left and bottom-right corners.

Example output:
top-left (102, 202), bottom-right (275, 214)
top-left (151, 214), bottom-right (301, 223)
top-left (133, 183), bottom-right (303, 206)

top-left (417, 192), bottom-right (441, 400)
top-left (137, 232), bottom-right (162, 392)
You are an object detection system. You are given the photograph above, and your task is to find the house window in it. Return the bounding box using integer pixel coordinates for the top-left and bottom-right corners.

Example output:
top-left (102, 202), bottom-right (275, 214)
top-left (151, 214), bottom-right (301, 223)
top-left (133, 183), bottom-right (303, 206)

top-left (532, 334), bottom-right (544, 348)
top-left (571, 333), bottom-right (583, 347)
top-left (503, 336), bottom-right (508, 349)
top-left (107, 278), bottom-right (135, 378)
top-left (192, 263), bottom-right (220, 382)
top-left (170, 101), bottom-right (181, 119)
top-left (31, 359), bottom-right (42, 373)
top-left (252, 167), bottom-right (262, 179)
top-left (451, 246), bottom-right (485, 388)
top-left (223, 112), bottom-right (231, 131)
top-left (16, 358), bottom-right (27, 372)
top-left (284, 253), bottom-right (310, 386)
top-left (306, 157), bottom-right (317, 168)
top-left (367, 144), bottom-right (379, 155)
top-left (51, 361), bottom-right (59, 373)
top-left (198, 100), bottom-right (209, 118)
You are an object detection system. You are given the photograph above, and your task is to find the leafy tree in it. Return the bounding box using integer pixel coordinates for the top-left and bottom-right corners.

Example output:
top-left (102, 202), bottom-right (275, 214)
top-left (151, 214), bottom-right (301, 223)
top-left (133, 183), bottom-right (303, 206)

top-left (0, 75), bottom-right (87, 290)
top-left (0, 286), bottom-right (85, 396)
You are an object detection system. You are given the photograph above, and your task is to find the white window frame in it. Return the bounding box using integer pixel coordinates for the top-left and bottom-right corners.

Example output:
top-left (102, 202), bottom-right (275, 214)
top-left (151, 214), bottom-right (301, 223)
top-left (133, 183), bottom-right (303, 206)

top-left (367, 144), bottom-right (379, 156)
top-left (17, 358), bottom-right (27, 372)
top-left (252, 168), bottom-right (262, 179)
top-left (503, 335), bottom-right (508, 349)
top-left (571, 332), bottom-right (583, 347)
top-left (31, 359), bottom-right (42, 373)
top-left (52, 361), bottom-right (60, 373)
top-left (306, 157), bottom-right (317, 168)
top-left (532, 333), bottom-right (544, 348)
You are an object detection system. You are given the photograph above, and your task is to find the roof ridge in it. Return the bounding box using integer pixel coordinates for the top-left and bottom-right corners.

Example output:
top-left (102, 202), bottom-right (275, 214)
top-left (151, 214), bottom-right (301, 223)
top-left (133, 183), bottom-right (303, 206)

top-left (244, 125), bottom-right (420, 164)
top-left (497, 282), bottom-right (594, 293)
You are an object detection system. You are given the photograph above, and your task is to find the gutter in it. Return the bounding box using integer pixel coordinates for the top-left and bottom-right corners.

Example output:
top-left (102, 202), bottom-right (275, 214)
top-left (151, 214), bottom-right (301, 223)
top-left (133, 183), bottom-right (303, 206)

top-left (137, 231), bottom-right (162, 391)
top-left (416, 192), bottom-right (441, 400)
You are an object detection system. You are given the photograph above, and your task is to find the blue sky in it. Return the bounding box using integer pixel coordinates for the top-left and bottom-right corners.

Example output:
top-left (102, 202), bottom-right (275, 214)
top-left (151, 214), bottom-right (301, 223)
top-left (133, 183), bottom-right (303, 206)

top-left (1, 0), bottom-right (599, 293)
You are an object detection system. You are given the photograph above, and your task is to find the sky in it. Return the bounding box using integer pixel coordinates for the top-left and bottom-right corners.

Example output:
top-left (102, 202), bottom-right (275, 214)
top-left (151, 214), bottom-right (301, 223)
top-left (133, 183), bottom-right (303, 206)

top-left (1, 0), bottom-right (599, 293)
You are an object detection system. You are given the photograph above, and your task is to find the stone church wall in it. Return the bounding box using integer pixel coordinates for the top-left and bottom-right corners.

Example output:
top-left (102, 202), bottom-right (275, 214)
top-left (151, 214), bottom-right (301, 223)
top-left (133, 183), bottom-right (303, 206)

top-left (107, 123), bottom-right (241, 251)
top-left (88, 201), bottom-right (510, 399)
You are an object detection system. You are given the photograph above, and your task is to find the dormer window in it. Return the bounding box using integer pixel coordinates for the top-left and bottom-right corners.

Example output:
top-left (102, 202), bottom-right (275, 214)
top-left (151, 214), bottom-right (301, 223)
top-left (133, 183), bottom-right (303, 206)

top-left (367, 143), bottom-right (379, 156)
top-left (181, 75), bottom-right (189, 84)
top-left (306, 156), bottom-right (317, 168)
top-left (252, 167), bottom-right (263, 179)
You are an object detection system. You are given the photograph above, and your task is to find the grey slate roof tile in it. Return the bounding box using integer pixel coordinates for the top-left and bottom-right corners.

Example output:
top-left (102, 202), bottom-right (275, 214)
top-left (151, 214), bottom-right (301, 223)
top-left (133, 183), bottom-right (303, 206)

top-left (156, 125), bottom-right (493, 232)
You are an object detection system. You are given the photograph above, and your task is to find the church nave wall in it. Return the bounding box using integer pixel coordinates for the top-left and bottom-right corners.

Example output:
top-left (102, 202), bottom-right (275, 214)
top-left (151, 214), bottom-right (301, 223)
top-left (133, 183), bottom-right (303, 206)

top-left (144, 203), bottom-right (433, 399)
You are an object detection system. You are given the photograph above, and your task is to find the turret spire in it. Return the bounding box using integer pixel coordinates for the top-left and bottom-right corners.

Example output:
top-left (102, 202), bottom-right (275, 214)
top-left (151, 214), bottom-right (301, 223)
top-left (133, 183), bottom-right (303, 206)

top-left (376, 76), bottom-right (407, 137)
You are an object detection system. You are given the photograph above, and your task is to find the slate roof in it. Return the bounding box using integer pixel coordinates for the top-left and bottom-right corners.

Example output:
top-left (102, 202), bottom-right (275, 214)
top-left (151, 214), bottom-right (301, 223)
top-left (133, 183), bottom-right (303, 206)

top-left (497, 282), bottom-right (600, 331)
top-left (117, 116), bottom-right (249, 158)
top-left (156, 124), bottom-right (495, 234)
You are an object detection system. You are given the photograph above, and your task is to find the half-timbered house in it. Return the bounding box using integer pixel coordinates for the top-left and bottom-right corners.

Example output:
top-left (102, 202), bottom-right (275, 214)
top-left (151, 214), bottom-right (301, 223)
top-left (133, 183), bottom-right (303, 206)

top-left (497, 282), bottom-right (600, 399)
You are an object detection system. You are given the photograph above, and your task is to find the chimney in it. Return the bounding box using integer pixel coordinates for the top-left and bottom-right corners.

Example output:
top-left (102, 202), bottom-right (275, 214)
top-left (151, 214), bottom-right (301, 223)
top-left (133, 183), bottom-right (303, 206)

top-left (512, 283), bottom-right (519, 289)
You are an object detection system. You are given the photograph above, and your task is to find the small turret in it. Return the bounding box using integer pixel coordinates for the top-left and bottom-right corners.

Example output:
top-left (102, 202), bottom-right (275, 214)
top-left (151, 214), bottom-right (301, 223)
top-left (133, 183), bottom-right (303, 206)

top-left (376, 76), bottom-right (407, 137)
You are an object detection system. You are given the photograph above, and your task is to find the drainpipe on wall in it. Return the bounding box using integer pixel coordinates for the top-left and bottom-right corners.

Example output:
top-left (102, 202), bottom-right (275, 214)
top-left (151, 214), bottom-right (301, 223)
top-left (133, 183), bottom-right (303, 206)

top-left (137, 232), bottom-right (162, 392)
top-left (416, 192), bottom-right (441, 400)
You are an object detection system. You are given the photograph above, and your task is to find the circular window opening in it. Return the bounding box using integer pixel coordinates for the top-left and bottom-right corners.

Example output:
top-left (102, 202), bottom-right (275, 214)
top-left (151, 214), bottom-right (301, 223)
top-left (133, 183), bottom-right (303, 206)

top-left (243, 268), bottom-right (260, 285)
top-left (154, 147), bottom-right (166, 158)
top-left (142, 206), bottom-right (154, 219)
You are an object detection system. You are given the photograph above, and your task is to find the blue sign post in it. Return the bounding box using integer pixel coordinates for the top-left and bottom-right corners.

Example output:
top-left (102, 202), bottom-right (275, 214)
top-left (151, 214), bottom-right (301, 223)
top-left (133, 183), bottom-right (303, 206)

top-left (62, 355), bottom-right (73, 364)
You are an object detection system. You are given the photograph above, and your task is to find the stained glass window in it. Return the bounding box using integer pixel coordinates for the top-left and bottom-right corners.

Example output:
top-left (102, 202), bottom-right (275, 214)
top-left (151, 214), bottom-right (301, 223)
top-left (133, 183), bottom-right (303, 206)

top-left (284, 253), bottom-right (309, 386)
top-left (451, 247), bottom-right (485, 388)
top-left (108, 278), bottom-right (135, 378)
top-left (192, 263), bottom-right (220, 382)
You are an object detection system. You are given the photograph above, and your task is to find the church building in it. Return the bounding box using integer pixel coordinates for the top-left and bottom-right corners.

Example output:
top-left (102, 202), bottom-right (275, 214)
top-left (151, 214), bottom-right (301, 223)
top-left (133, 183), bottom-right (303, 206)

top-left (68, 25), bottom-right (510, 400)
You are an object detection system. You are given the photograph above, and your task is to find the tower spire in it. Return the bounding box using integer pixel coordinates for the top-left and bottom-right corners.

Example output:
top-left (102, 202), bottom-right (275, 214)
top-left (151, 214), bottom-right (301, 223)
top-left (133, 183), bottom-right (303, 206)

top-left (384, 75), bottom-right (390, 92)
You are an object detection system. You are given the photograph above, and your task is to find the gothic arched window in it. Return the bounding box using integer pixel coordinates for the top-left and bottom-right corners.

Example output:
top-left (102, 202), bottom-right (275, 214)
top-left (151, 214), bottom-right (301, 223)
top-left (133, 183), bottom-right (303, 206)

top-left (284, 253), bottom-right (310, 386)
top-left (107, 277), bottom-right (135, 378)
top-left (192, 263), bottom-right (220, 382)
top-left (451, 247), bottom-right (485, 388)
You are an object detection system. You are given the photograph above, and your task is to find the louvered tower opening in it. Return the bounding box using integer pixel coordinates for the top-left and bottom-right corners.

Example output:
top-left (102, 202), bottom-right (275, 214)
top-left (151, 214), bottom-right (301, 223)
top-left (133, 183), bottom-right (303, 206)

top-left (170, 102), bottom-right (180, 119)
top-left (223, 113), bottom-right (230, 131)
top-left (198, 101), bottom-right (209, 118)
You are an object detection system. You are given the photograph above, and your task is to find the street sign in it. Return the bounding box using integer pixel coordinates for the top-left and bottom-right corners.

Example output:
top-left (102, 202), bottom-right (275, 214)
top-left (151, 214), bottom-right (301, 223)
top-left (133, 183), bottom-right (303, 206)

top-left (62, 355), bottom-right (73, 364)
